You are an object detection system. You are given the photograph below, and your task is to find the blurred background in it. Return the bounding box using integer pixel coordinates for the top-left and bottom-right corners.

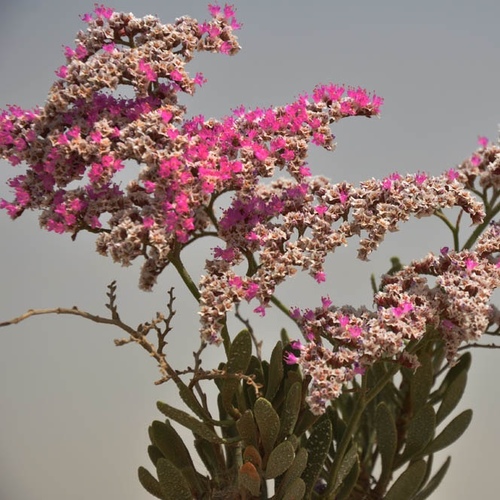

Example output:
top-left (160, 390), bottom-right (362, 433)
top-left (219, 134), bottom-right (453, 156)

top-left (1, 1), bottom-right (499, 498)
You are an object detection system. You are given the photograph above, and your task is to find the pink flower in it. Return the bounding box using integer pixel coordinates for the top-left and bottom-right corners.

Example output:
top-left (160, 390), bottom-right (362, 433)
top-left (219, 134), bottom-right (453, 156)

top-left (348, 325), bottom-right (362, 338)
top-left (254, 304), bottom-right (267, 317)
top-left (314, 271), bottom-right (326, 283)
top-left (102, 43), bottom-right (115, 53)
top-left (321, 296), bottom-right (332, 308)
top-left (138, 60), bottom-right (157, 82)
top-left (478, 136), bottom-right (488, 148)
top-left (284, 352), bottom-right (299, 365)
top-left (471, 154), bottom-right (482, 167)
top-left (339, 315), bottom-right (350, 328)
top-left (208, 4), bottom-right (221, 16)
top-left (75, 44), bottom-right (88, 59)
top-left (90, 131), bottom-right (102, 143)
top-left (170, 69), bottom-right (183, 82)
top-left (194, 72), bottom-right (206, 86)
top-left (414, 172), bottom-right (427, 184)
top-left (143, 217), bottom-right (155, 229)
top-left (465, 258), bottom-right (478, 271)
top-left (94, 4), bottom-right (114, 19)
top-left (159, 110), bottom-right (173, 123)
top-left (290, 340), bottom-right (303, 350)
top-left (55, 66), bottom-right (68, 79)
top-left (220, 42), bottom-right (232, 55)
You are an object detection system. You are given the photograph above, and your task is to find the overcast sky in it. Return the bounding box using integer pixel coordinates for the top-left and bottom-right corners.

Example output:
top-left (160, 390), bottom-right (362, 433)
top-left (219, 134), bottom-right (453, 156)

top-left (1, 1), bottom-right (500, 499)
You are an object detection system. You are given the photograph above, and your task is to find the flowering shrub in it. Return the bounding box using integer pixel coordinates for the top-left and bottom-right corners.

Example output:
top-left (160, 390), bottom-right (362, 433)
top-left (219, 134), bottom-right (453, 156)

top-left (1, 4), bottom-right (499, 499)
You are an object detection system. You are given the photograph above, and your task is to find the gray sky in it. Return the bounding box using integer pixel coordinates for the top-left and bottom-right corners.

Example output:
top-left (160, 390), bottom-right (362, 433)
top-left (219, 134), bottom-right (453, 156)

top-left (1, 1), bottom-right (499, 498)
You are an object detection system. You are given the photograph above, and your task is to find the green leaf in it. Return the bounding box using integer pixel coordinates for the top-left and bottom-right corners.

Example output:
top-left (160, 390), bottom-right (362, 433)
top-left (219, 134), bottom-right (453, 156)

top-left (150, 421), bottom-right (193, 471)
top-left (236, 409), bottom-right (259, 448)
top-left (430, 352), bottom-right (471, 405)
top-left (413, 456), bottom-right (452, 500)
top-left (303, 418), bottom-right (333, 497)
top-left (277, 446), bottom-right (308, 496)
top-left (265, 440), bottom-right (295, 479)
top-left (150, 420), bottom-right (204, 495)
top-left (265, 341), bottom-right (284, 402)
top-left (254, 397), bottom-right (280, 456)
top-left (147, 445), bottom-right (164, 467)
top-left (156, 458), bottom-right (193, 500)
top-left (193, 436), bottom-right (221, 482)
top-left (335, 457), bottom-right (360, 500)
top-left (384, 459), bottom-right (427, 500)
top-left (173, 376), bottom-right (213, 423)
top-left (422, 409), bottom-right (472, 456)
top-left (280, 328), bottom-right (290, 345)
top-left (400, 404), bottom-right (436, 462)
top-left (333, 445), bottom-right (358, 492)
top-left (221, 329), bottom-right (252, 418)
top-left (294, 409), bottom-right (320, 438)
top-left (157, 401), bottom-right (224, 444)
top-left (375, 402), bottom-right (397, 485)
top-left (436, 370), bottom-right (467, 426)
top-left (410, 355), bottom-right (434, 411)
top-left (138, 466), bottom-right (164, 500)
top-left (278, 382), bottom-right (302, 441)
top-left (281, 477), bottom-right (306, 500)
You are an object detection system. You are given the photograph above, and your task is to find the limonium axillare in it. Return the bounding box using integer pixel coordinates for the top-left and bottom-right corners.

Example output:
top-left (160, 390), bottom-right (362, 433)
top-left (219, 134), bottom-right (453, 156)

top-left (0, 2), bottom-right (499, 421)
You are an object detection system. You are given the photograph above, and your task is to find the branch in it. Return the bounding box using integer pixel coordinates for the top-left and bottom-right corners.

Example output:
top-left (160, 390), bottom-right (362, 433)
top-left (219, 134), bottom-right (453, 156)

top-left (0, 288), bottom-right (178, 385)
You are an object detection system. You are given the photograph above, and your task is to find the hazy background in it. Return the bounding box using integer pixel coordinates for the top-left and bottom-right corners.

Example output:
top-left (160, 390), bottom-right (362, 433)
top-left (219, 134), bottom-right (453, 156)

top-left (1, 1), bottom-right (499, 498)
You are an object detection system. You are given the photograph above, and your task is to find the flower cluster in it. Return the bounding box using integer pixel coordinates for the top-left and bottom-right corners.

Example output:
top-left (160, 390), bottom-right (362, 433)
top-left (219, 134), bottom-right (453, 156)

top-left (1, 5), bottom-right (499, 417)
top-left (286, 220), bottom-right (500, 414)
top-left (0, 5), bottom-right (384, 293)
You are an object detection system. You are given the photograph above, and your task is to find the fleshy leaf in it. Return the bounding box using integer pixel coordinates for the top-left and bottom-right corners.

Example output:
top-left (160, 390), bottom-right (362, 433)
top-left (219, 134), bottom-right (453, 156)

top-left (384, 459), bottom-right (427, 500)
top-left (375, 402), bottom-right (397, 487)
top-left (138, 466), bottom-right (164, 500)
top-left (193, 435), bottom-right (221, 482)
top-left (254, 397), bottom-right (280, 456)
top-left (335, 457), bottom-right (360, 500)
top-left (410, 354), bottom-right (433, 410)
top-left (276, 446), bottom-right (308, 496)
top-left (278, 381), bottom-right (302, 441)
top-left (303, 418), bottom-right (333, 496)
top-left (150, 420), bottom-right (202, 495)
top-left (243, 444), bottom-right (262, 470)
top-left (413, 456), bottom-right (452, 500)
top-left (156, 458), bottom-right (193, 500)
top-left (157, 401), bottom-right (224, 444)
top-left (147, 445), bottom-right (164, 467)
top-left (221, 329), bottom-right (252, 418)
top-left (238, 461), bottom-right (261, 497)
top-left (265, 341), bottom-right (284, 402)
top-left (400, 404), bottom-right (436, 462)
top-left (333, 445), bottom-right (358, 492)
top-left (436, 370), bottom-right (467, 426)
top-left (421, 409), bottom-right (472, 456)
top-left (264, 440), bottom-right (295, 479)
top-left (236, 409), bottom-right (259, 448)
top-left (281, 477), bottom-right (306, 500)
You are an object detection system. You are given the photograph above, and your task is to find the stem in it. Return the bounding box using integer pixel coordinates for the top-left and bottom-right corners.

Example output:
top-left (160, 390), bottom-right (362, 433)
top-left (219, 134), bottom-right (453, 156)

top-left (169, 245), bottom-right (201, 302)
top-left (325, 376), bottom-right (368, 498)
top-left (462, 200), bottom-right (500, 250)
top-left (325, 340), bottom-right (423, 498)
top-left (434, 209), bottom-right (460, 250)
